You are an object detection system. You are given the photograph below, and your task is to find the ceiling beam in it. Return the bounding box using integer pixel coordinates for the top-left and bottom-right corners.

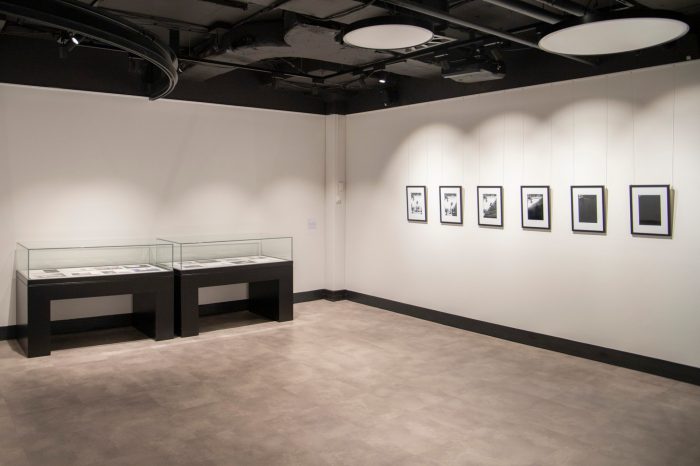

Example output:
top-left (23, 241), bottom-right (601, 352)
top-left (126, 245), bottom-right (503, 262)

top-left (372, 0), bottom-right (594, 65)
top-left (532, 0), bottom-right (586, 17)
top-left (194, 0), bottom-right (293, 57)
top-left (198, 0), bottom-right (248, 10)
top-left (482, 0), bottom-right (563, 24)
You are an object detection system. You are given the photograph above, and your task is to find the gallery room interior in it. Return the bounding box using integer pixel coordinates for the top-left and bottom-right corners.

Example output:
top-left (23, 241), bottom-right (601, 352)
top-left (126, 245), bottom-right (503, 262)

top-left (1, 0), bottom-right (699, 464)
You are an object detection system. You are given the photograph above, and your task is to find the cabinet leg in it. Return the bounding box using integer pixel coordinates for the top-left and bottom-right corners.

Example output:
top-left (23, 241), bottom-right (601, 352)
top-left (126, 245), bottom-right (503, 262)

top-left (154, 287), bottom-right (174, 341)
top-left (25, 296), bottom-right (51, 358)
top-left (177, 283), bottom-right (199, 337)
top-left (250, 274), bottom-right (293, 322)
top-left (133, 292), bottom-right (155, 338)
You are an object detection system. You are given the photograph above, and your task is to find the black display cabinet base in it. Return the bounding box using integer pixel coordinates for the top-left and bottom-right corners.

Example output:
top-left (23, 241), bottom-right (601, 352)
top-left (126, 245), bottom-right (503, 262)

top-left (16, 271), bottom-right (174, 358)
top-left (175, 261), bottom-right (293, 337)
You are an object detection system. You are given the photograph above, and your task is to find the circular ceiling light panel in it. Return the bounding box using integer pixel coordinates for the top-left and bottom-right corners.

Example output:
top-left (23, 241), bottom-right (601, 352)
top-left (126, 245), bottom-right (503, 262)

top-left (539, 14), bottom-right (689, 56)
top-left (342, 17), bottom-right (433, 50)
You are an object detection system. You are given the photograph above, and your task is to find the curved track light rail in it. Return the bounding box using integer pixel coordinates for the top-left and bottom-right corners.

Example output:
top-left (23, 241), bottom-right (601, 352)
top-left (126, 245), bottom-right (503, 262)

top-left (0, 0), bottom-right (178, 100)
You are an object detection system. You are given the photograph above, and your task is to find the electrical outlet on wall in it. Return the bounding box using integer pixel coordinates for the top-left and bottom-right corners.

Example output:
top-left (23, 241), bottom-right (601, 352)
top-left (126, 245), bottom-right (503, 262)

top-left (337, 182), bottom-right (345, 204)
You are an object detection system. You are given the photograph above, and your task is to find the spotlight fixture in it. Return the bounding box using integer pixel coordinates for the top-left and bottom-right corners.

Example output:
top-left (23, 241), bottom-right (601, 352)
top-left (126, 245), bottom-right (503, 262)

top-left (373, 70), bottom-right (389, 85)
top-left (539, 10), bottom-right (689, 56)
top-left (342, 16), bottom-right (433, 50)
top-left (70, 33), bottom-right (81, 45)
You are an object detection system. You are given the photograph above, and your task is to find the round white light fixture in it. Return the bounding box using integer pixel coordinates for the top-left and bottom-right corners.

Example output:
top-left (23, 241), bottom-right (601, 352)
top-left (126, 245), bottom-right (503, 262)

top-left (342, 17), bottom-right (433, 50)
top-left (539, 12), bottom-right (689, 56)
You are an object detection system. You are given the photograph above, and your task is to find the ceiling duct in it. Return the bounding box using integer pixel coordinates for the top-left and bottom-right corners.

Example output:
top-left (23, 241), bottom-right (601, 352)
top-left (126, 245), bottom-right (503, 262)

top-left (533, 0), bottom-right (587, 17)
top-left (0, 0), bottom-right (178, 99)
top-left (184, 14), bottom-right (445, 82)
top-left (443, 61), bottom-right (505, 83)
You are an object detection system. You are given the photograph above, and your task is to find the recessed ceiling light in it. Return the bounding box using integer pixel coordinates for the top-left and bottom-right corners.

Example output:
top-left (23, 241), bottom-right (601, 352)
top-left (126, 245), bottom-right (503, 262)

top-left (539, 12), bottom-right (689, 56)
top-left (342, 16), bottom-right (433, 51)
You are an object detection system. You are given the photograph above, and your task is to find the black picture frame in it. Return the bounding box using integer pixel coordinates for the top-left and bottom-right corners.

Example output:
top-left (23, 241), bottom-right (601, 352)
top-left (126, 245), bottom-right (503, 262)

top-left (570, 185), bottom-right (606, 233)
top-left (629, 185), bottom-right (671, 237)
top-left (520, 186), bottom-right (551, 230)
top-left (439, 186), bottom-right (463, 225)
top-left (405, 185), bottom-right (427, 222)
top-left (477, 186), bottom-right (504, 227)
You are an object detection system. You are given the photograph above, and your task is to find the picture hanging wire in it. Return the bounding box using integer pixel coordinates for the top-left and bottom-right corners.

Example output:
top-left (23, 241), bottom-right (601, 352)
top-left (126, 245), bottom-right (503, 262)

top-left (632, 69), bottom-right (636, 184)
top-left (572, 81), bottom-right (577, 185)
top-left (671, 64), bottom-right (676, 186)
top-left (501, 106), bottom-right (506, 186)
top-left (477, 100), bottom-right (482, 185)
top-left (605, 74), bottom-right (609, 187)
top-left (549, 85), bottom-right (554, 185)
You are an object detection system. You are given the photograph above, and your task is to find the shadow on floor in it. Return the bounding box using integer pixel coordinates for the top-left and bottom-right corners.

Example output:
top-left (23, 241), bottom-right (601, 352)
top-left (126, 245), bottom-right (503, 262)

top-left (198, 310), bottom-right (270, 334)
top-left (35, 311), bottom-right (271, 353)
top-left (51, 326), bottom-right (148, 351)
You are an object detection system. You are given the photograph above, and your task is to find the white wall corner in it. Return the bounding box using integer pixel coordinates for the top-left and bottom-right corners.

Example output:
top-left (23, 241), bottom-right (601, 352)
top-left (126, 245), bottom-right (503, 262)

top-left (324, 114), bottom-right (347, 291)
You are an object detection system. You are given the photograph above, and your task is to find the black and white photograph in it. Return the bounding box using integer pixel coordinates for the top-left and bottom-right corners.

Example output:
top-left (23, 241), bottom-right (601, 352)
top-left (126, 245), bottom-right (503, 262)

top-left (521, 186), bottom-right (551, 230)
top-left (571, 186), bottom-right (606, 233)
top-left (406, 186), bottom-right (427, 222)
top-left (630, 185), bottom-right (671, 236)
top-left (439, 186), bottom-right (463, 224)
top-left (477, 186), bottom-right (504, 227)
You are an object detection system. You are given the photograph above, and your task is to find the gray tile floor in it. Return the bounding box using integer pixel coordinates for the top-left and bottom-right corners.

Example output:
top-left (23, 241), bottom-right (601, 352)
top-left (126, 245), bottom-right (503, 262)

top-left (0, 300), bottom-right (698, 465)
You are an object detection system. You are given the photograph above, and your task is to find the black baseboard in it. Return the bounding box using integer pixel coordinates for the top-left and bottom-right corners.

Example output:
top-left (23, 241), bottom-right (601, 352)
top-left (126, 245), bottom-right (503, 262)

top-left (9, 287), bottom-right (693, 386)
top-left (0, 325), bottom-right (17, 340)
top-left (294, 289), bottom-right (327, 303)
top-left (0, 290), bottom-right (330, 340)
top-left (321, 289), bottom-right (347, 302)
top-left (344, 290), bottom-right (700, 386)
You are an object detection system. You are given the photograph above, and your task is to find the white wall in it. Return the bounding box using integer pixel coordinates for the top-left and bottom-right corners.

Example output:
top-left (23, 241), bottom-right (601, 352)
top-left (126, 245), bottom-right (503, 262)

top-left (0, 84), bottom-right (326, 325)
top-left (345, 60), bottom-right (700, 368)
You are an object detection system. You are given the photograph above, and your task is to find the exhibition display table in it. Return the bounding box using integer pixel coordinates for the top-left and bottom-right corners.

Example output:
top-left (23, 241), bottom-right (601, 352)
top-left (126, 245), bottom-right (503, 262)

top-left (15, 240), bottom-right (175, 357)
top-left (158, 235), bottom-right (294, 336)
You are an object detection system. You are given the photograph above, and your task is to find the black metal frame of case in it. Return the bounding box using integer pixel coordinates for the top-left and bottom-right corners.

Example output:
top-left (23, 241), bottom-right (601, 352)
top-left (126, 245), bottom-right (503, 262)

top-left (16, 270), bottom-right (174, 358)
top-left (174, 261), bottom-right (293, 337)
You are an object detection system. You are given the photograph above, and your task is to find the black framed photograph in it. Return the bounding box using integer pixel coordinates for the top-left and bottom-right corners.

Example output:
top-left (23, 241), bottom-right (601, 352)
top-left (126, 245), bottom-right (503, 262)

top-left (439, 186), bottom-right (463, 224)
top-left (406, 186), bottom-right (427, 222)
top-left (477, 186), bottom-right (503, 227)
top-left (630, 185), bottom-right (671, 236)
top-left (571, 186), bottom-right (606, 233)
top-left (521, 186), bottom-right (550, 230)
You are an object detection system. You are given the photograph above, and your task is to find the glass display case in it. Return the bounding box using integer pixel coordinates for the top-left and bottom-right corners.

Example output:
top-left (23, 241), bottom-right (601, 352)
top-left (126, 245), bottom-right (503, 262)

top-left (156, 234), bottom-right (293, 271)
top-left (16, 239), bottom-right (174, 281)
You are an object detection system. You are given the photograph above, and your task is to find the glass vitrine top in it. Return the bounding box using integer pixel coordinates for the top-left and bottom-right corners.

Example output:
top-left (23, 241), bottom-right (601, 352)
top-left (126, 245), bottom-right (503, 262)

top-left (17, 239), bottom-right (173, 280)
top-left (156, 233), bottom-right (291, 245)
top-left (18, 238), bottom-right (167, 250)
top-left (157, 234), bottom-right (292, 271)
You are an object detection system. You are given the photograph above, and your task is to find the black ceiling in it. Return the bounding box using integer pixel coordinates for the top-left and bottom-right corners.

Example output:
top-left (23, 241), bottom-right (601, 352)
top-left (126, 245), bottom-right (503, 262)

top-left (1, 0), bottom-right (699, 114)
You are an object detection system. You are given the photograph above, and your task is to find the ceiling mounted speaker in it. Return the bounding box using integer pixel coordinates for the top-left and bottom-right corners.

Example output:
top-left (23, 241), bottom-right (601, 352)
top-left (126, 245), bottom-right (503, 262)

top-left (342, 16), bottom-right (434, 50)
top-left (539, 11), bottom-right (690, 56)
